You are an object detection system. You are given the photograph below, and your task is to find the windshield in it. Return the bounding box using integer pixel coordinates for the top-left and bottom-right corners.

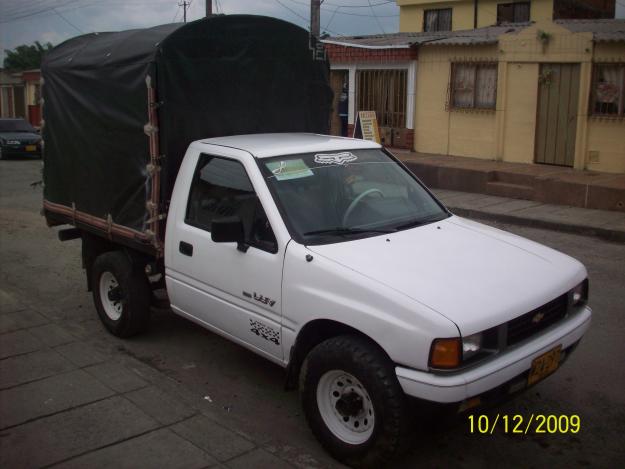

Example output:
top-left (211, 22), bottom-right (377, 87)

top-left (261, 149), bottom-right (448, 244)
top-left (0, 119), bottom-right (36, 133)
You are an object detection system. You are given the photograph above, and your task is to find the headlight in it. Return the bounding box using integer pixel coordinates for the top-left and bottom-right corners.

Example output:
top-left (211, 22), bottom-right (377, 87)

top-left (431, 329), bottom-right (497, 369)
top-left (7, 140), bottom-right (20, 145)
top-left (570, 278), bottom-right (589, 307)
top-left (462, 332), bottom-right (483, 360)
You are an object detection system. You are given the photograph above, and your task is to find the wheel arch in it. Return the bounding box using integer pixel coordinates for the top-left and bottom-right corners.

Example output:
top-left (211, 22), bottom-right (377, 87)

top-left (81, 232), bottom-right (152, 291)
top-left (284, 318), bottom-right (393, 391)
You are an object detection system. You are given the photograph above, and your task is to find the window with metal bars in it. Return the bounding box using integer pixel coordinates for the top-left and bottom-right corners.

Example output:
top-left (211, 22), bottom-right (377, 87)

top-left (356, 69), bottom-right (407, 128)
top-left (591, 64), bottom-right (625, 117)
top-left (423, 9), bottom-right (452, 32)
top-left (450, 63), bottom-right (498, 110)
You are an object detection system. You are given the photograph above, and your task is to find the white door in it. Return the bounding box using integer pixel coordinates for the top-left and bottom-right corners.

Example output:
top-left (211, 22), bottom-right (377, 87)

top-left (166, 154), bottom-right (284, 362)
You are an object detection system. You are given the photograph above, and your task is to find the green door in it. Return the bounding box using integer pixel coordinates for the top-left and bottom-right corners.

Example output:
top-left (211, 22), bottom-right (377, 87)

top-left (535, 64), bottom-right (580, 167)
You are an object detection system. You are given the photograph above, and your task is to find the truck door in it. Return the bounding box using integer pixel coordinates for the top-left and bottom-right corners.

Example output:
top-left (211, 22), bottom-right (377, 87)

top-left (165, 153), bottom-right (284, 362)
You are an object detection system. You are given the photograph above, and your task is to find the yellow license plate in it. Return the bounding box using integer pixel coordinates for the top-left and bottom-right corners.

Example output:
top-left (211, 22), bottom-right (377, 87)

top-left (528, 345), bottom-right (562, 386)
top-left (26, 145), bottom-right (37, 151)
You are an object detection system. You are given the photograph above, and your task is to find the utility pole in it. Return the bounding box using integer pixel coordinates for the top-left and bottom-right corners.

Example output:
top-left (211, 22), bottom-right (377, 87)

top-left (310, 0), bottom-right (321, 38)
top-left (178, 1), bottom-right (189, 23)
top-left (206, 0), bottom-right (212, 16)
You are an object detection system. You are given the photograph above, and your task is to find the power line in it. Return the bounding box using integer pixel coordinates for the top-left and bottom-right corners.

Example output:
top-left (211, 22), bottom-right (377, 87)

top-left (172, 4), bottom-right (182, 22)
top-left (285, 0), bottom-right (397, 17)
top-left (2, 0), bottom-right (85, 22)
top-left (53, 7), bottom-right (83, 33)
top-left (274, 0), bottom-right (310, 26)
top-left (288, 0), bottom-right (394, 9)
top-left (324, 6), bottom-right (342, 31)
top-left (273, 0), bottom-right (344, 36)
top-left (1, 0), bottom-right (175, 23)
top-left (367, 0), bottom-right (386, 33)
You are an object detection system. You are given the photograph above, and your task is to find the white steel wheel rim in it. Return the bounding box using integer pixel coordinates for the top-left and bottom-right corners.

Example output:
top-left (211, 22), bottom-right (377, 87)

top-left (99, 271), bottom-right (123, 321)
top-left (316, 370), bottom-right (375, 445)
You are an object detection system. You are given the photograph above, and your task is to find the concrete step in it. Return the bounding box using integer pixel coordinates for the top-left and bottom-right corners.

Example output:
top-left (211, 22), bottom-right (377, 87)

top-left (485, 181), bottom-right (535, 200)
top-left (488, 170), bottom-right (535, 187)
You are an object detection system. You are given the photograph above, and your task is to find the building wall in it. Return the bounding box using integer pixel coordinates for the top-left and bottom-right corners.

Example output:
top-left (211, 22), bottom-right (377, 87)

top-left (476, 0), bottom-right (554, 27)
top-left (585, 42), bottom-right (625, 173)
top-left (414, 44), bottom-right (499, 158)
top-left (398, 0), bottom-right (555, 32)
top-left (399, 1), bottom-right (474, 32)
top-left (413, 21), bottom-right (625, 173)
top-left (325, 43), bottom-right (418, 149)
top-left (501, 62), bottom-right (540, 164)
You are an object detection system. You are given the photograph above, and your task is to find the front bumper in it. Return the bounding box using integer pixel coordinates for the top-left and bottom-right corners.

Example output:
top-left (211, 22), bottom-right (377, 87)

top-left (1, 145), bottom-right (41, 157)
top-left (396, 306), bottom-right (591, 403)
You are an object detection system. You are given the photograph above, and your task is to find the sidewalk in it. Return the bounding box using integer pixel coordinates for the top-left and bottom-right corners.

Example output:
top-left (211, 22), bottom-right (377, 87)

top-left (431, 188), bottom-right (625, 242)
top-left (0, 287), bottom-right (314, 469)
top-left (394, 150), bottom-right (625, 214)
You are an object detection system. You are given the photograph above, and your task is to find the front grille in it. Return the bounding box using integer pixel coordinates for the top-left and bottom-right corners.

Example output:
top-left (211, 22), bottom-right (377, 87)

top-left (507, 294), bottom-right (568, 346)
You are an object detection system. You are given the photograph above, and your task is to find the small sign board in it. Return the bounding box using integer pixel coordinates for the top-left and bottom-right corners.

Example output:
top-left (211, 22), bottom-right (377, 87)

top-left (353, 111), bottom-right (380, 144)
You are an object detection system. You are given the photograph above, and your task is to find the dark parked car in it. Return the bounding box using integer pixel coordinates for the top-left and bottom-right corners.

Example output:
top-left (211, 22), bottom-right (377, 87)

top-left (0, 118), bottom-right (42, 159)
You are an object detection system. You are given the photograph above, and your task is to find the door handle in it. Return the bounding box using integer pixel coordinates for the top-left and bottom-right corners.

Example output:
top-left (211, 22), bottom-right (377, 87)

top-left (179, 241), bottom-right (193, 256)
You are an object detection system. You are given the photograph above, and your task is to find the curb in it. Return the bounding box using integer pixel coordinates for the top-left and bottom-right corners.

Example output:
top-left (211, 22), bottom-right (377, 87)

top-left (448, 206), bottom-right (625, 243)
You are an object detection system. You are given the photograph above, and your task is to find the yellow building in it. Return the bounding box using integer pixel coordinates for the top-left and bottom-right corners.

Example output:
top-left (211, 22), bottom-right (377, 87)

top-left (325, 19), bottom-right (625, 173)
top-left (414, 20), bottom-right (625, 173)
top-left (397, 0), bottom-right (615, 32)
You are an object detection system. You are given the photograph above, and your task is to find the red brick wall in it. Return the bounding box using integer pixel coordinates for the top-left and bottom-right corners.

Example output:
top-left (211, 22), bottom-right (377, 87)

top-left (402, 129), bottom-right (414, 150)
top-left (325, 43), bottom-right (417, 64)
top-left (21, 70), bottom-right (41, 82)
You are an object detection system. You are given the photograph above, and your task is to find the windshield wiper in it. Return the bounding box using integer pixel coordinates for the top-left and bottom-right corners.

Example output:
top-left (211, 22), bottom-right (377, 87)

top-left (395, 213), bottom-right (449, 231)
top-left (303, 226), bottom-right (396, 237)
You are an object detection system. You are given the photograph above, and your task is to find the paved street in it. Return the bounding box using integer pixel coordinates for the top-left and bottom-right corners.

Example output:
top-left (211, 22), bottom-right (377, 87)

top-left (1, 159), bottom-right (624, 468)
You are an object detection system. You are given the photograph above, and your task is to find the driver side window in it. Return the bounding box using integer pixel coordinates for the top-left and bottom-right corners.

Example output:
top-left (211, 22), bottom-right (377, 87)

top-left (185, 155), bottom-right (277, 253)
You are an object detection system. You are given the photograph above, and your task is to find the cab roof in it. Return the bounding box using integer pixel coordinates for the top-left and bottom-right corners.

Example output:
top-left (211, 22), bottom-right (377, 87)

top-left (198, 133), bottom-right (381, 158)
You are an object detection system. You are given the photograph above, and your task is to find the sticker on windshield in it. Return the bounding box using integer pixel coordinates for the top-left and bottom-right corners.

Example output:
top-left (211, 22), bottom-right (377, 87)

top-left (265, 159), bottom-right (314, 181)
top-left (314, 152), bottom-right (358, 165)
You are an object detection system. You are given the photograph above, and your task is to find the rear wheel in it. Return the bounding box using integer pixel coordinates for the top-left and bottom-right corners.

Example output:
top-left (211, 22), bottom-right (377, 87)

top-left (92, 251), bottom-right (151, 337)
top-left (300, 335), bottom-right (409, 468)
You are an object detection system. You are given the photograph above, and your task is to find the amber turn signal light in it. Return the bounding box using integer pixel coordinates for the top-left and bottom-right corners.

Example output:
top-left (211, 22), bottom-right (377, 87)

top-left (430, 338), bottom-right (461, 368)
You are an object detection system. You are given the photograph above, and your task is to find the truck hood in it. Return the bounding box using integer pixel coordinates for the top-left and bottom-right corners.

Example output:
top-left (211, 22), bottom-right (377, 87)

top-left (307, 216), bottom-right (586, 335)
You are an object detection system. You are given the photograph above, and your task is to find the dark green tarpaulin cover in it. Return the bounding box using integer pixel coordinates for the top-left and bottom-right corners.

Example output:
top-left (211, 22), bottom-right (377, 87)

top-left (42, 15), bottom-right (332, 238)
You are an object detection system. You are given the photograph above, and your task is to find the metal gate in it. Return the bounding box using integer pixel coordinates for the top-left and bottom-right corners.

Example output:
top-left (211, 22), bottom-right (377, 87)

top-left (356, 69), bottom-right (407, 128)
top-left (535, 63), bottom-right (580, 167)
top-left (13, 86), bottom-right (26, 119)
top-left (329, 70), bottom-right (348, 137)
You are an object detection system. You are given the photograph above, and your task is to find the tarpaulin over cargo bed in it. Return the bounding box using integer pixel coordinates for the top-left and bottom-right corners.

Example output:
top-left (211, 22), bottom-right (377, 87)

top-left (42, 15), bottom-right (332, 253)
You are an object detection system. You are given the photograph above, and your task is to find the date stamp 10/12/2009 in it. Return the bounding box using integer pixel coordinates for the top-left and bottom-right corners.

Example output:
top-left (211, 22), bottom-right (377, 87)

top-left (468, 414), bottom-right (581, 435)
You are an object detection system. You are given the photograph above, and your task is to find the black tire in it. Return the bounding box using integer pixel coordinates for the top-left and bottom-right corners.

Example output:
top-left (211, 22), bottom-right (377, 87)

top-left (300, 335), bottom-right (409, 468)
top-left (91, 251), bottom-right (151, 337)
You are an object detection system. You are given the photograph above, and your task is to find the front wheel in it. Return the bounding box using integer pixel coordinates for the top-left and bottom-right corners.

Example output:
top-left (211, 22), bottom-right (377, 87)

top-left (91, 251), bottom-right (151, 337)
top-left (300, 335), bottom-right (409, 468)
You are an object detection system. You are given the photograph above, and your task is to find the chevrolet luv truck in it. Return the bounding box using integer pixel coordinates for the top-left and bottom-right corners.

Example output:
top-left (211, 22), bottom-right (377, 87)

top-left (78, 133), bottom-right (590, 466)
top-left (42, 17), bottom-right (590, 467)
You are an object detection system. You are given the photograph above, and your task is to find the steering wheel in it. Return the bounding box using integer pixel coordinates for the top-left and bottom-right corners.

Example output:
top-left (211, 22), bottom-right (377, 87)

top-left (342, 188), bottom-right (384, 226)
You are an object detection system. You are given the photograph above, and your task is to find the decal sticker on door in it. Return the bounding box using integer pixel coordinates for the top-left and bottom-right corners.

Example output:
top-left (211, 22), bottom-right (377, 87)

top-left (243, 291), bottom-right (276, 307)
top-left (250, 319), bottom-right (280, 345)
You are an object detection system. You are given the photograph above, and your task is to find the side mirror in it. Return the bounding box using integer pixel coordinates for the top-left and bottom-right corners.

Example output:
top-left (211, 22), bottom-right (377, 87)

top-left (211, 216), bottom-right (248, 252)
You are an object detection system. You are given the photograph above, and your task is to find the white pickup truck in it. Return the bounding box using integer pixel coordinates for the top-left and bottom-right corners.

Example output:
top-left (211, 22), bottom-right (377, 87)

top-left (81, 133), bottom-right (592, 466)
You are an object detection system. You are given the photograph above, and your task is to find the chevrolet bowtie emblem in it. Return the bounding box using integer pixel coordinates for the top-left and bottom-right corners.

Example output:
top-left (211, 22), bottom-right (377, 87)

top-left (532, 312), bottom-right (545, 324)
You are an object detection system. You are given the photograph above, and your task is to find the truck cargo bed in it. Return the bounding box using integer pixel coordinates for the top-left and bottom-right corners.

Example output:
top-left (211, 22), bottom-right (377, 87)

top-left (42, 15), bottom-right (332, 256)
